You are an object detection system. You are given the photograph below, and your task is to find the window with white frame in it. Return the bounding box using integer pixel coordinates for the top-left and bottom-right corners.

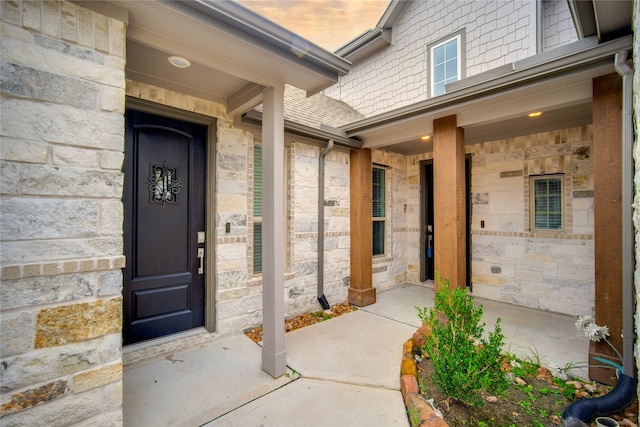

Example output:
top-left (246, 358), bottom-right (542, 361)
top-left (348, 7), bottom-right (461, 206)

top-left (531, 174), bottom-right (563, 231)
top-left (372, 167), bottom-right (386, 256)
top-left (253, 144), bottom-right (263, 273)
top-left (430, 33), bottom-right (463, 97)
top-left (252, 143), bottom-right (290, 274)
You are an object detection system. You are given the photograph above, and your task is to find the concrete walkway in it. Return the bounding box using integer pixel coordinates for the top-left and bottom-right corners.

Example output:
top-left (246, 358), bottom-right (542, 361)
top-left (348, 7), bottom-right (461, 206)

top-left (123, 284), bottom-right (589, 426)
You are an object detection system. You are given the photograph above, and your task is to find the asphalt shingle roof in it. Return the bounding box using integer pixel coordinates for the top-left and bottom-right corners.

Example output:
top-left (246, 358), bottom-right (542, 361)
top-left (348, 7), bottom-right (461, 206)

top-left (256, 85), bottom-right (365, 130)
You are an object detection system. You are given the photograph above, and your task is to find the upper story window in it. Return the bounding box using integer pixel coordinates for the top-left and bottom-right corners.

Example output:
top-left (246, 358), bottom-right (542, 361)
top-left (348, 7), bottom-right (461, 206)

top-left (372, 167), bottom-right (386, 256)
top-left (429, 32), bottom-right (464, 97)
top-left (531, 174), bottom-right (563, 231)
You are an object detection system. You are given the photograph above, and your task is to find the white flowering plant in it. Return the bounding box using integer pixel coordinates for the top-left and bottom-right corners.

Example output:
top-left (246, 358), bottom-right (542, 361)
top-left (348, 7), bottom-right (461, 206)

top-left (574, 315), bottom-right (623, 373)
top-left (547, 315), bottom-right (623, 380)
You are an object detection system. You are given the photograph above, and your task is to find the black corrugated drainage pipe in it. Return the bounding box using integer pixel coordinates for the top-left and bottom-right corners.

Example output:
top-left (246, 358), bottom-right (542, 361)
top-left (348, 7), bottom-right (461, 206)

top-left (317, 139), bottom-right (334, 310)
top-left (563, 50), bottom-right (638, 426)
top-left (562, 372), bottom-right (637, 425)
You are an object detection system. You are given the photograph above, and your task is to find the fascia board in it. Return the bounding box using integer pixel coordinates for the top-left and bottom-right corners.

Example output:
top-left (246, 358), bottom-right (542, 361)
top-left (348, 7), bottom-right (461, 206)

top-left (567, 0), bottom-right (597, 39)
top-left (333, 0), bottom-right (408, 61)
top-left (335, 29), bottom-right (392, 63)
top-left (178, 0), bottom-right (351, 77)
top-left (376, 0), bottom-right (412, 29)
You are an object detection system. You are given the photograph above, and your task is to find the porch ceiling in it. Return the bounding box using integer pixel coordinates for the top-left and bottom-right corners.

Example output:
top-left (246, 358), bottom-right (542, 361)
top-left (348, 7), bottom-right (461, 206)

top-left (344, 36), bottom-right (631, 156)
top-left (77, 0), bottom-right (350, 116)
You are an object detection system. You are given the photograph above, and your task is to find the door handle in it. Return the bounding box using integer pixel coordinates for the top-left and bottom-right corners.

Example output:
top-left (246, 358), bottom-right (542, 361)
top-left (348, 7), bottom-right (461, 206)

top-left (197, 248), bottom-right (204, 274)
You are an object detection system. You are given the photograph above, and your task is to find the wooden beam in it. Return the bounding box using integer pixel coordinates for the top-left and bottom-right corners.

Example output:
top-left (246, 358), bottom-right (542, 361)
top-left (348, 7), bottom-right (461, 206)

top-left (433, 115), bottom-right (466, 289)
top-left (349, 148), bottom-right (376, 306)
top-left (590, 73), bottom-right (623, 385)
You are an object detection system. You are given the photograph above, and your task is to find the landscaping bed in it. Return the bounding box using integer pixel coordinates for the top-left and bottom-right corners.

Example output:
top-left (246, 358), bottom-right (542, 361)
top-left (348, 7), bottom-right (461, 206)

top-left (245, 302), bottom-right (355, 342)
top-left (401, 331), bottom-right (638, 427)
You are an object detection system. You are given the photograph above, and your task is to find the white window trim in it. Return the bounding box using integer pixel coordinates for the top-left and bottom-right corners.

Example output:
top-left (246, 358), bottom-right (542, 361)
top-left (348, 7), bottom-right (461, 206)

top-left (428, 30), bottom-right (465, 98)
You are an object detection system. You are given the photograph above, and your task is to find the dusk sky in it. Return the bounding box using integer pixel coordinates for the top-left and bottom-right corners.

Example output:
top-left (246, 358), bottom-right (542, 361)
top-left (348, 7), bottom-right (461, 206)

top-left (236, 0), bottom-right (391, 51)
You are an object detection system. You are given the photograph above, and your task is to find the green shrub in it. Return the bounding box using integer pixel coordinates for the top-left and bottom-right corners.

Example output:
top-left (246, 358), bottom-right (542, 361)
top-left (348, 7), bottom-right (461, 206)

top-left (417, 273), bottom-right (509, 407)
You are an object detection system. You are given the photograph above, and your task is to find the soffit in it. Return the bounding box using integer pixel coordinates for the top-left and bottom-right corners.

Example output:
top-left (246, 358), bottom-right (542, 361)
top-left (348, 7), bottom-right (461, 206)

top-left (570, 0), bottom-right (632, 41)
top-left (78, 1), bottom-right (349, 114)
top-left (344, 36), bottom-right (630, 155)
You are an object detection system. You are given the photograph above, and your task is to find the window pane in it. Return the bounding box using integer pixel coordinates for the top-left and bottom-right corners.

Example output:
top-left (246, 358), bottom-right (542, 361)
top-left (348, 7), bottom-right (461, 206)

top-left (433, 82), bottom-right (445, 96)
top-left (532, 176), bottom-right (562, 231)
top-left (535, 196), bottom-right (547, 212)
top-left (433, 45), bottom-right (444, 64)
top-left (445, 38), bottom-right (457, 59)
top-left (445, 58), bottom-right (457, 81)
top-left (253, 144), bottom-right (262, 217)
top-left (253, 222), bottom-right (262, 273)
top-left (548, 179), bottom-right (561, 194)
top-left (434, 63), bottom-right (445, 84)
top-left (548, 214), bottom-right (562, 230)
top-left (372, 168), bottom-right (385, 218)
top-left (373, 220), bottom-right (385, 256)
top-left (372, 167), bottom-right (385, 256)
top-left (432, 36), bottom-right (459, 97)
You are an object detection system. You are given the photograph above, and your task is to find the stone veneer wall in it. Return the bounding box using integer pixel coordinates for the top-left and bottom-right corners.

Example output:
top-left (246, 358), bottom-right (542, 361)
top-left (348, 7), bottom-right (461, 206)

top-left (1, 1), bottom-right (125, 425)
top-left (398, 126), bottom-right (594, 315)
top-left (284, 143), bottom-right (351, 314)
top-left (125, 83), bottom-right (352, 332)
top-left (467, 126), bottom-right (594, 315)
top-left (371, 150), bottom-right (412, 291)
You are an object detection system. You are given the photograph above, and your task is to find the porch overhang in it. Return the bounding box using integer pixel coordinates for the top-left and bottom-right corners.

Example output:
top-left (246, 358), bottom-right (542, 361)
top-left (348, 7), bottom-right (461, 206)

top-left (341, 35), bottom-right (632, 155)
top-left (76, 0), bottom-right (351, 115)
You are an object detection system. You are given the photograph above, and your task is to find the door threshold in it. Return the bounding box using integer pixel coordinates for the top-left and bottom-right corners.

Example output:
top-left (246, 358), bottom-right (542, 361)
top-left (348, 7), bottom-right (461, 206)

top-left (123, 327), bottom-right (219, 367)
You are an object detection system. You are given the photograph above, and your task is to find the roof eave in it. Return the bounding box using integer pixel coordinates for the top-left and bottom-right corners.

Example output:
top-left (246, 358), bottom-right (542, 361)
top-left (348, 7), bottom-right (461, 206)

top-left (333, 0), bottom-right (410, 62)
top-left (334, 28), bottom-right (392, 62)
top-left (343, 35), bottom-right (631, 135)
top-left (180, 0), bottom-right (351, 78)
top-left (241, 110), bottom-right (362, 150)
top-left (376, 0), bottom-right (412, 29)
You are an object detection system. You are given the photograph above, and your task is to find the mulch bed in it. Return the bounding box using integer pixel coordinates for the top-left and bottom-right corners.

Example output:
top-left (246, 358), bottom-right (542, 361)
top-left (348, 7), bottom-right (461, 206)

top-left (245, 302), bottom-right (355, 342)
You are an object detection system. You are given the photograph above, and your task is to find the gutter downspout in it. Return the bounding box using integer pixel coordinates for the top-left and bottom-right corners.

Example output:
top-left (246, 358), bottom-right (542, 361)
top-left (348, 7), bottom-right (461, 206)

top-left (562, 50), bottom-right (638, 425)
top-left (317, 140), bottom-right (334, 310)
top-left (613, 50), bottom-right (635, 377)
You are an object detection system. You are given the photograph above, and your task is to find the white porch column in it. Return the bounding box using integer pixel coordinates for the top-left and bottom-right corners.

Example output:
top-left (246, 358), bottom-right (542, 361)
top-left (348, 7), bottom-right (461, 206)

top-left (261, 85), bottom-right (287, 378)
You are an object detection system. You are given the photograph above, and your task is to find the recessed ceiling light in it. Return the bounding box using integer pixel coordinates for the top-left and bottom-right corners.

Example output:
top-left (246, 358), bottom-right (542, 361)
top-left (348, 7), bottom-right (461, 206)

top-left (168, 56), bottom-right (191, 68)
top-left (528, 111), bottom-right (542, 118)
top-left (421, 135), bottom-right (431, 141)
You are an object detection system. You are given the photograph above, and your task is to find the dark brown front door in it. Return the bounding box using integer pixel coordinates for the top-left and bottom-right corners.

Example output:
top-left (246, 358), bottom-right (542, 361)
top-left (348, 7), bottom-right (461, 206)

top-left (123, 109), bottom-right (206, 345)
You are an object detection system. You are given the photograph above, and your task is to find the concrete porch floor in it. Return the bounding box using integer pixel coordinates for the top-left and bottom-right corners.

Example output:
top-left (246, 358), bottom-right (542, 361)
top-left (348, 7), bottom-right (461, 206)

top-left (123, 284), bottom-right (590, 426)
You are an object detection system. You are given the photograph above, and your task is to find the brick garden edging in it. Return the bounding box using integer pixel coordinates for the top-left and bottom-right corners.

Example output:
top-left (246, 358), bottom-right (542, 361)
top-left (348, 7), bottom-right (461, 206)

top-left (400, 325), bottom-right (449, 427)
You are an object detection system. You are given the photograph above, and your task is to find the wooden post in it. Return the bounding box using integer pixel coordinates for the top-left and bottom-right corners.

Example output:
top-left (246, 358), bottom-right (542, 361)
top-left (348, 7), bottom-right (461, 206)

top-left (433, 115), bottom-right (466, 289)
top-left (590, 73), bottom-right (623, 385)
top-left (349, 148), bottom-right (376, 306)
